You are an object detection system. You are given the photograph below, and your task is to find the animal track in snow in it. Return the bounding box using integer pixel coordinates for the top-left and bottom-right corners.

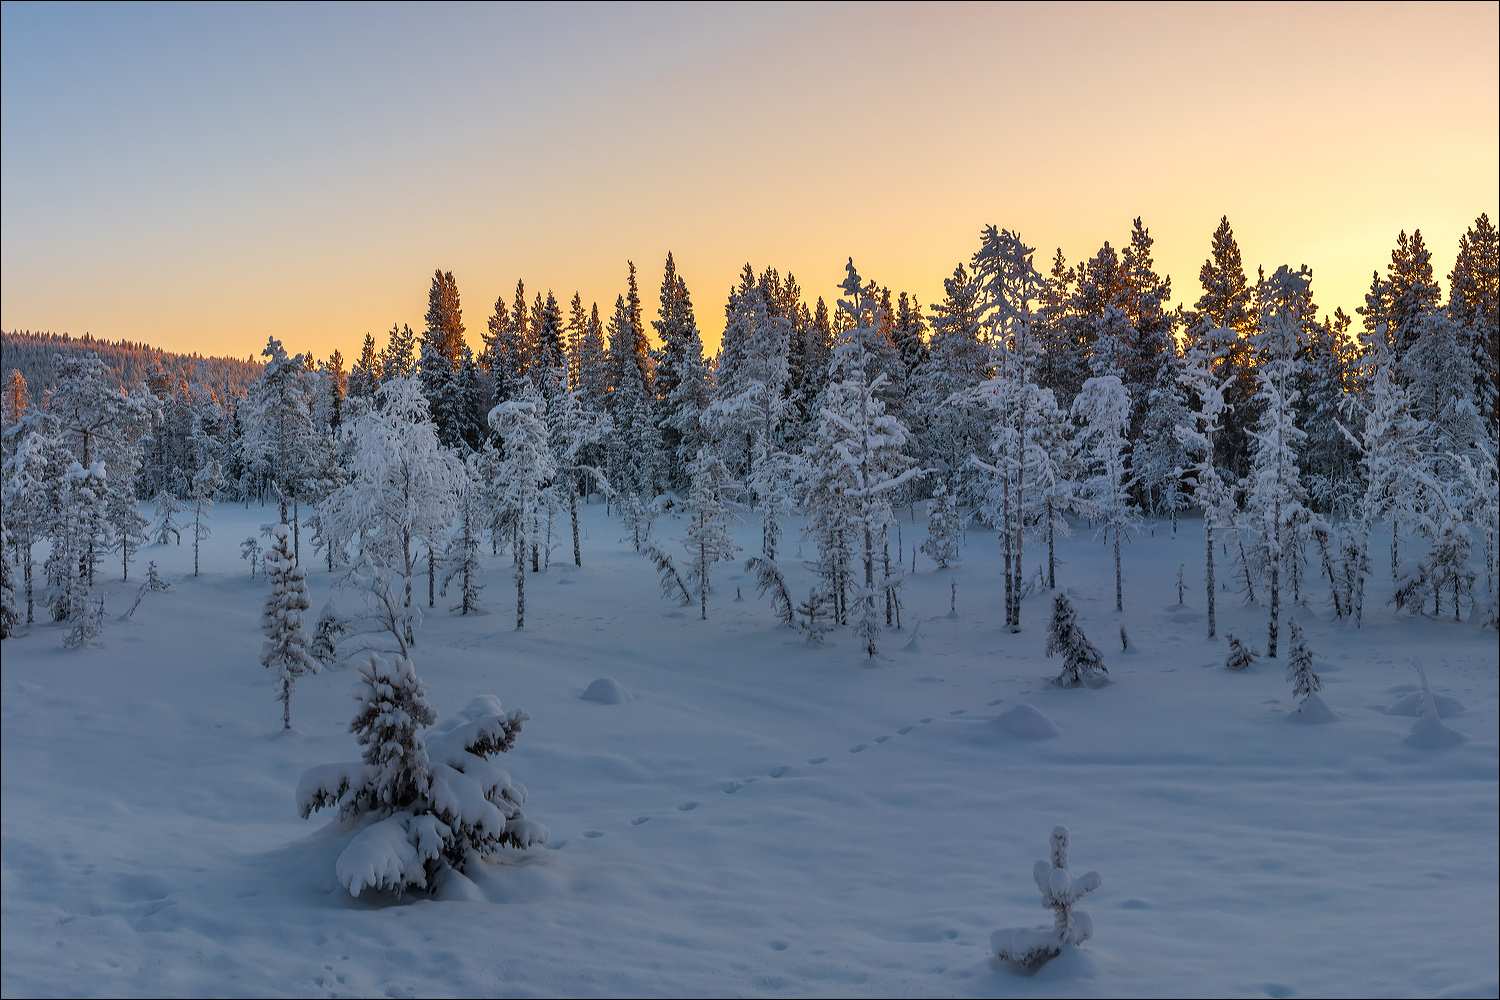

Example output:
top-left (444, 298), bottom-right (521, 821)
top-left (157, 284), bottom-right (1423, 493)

top-left (897, 726), bottom-right (915, 735)
top-left (808, 757), bottom-right (828, 765)
top-left (631, 816), bottom-right (650, 826)
top-left (678, 801), bottom-right (698, 811)
top-left (874, 735), bottom-right (891, 743)
top-left (768, 765), bottom-right (789, 778)
top-left (583, 830), bottom-right (604, 838)
top-left (848, 744), bottom-right (868, 753)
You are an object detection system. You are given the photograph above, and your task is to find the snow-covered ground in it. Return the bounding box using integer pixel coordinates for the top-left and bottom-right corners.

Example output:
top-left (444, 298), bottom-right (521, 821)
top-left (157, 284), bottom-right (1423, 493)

top-left (3, 501), bottom-right (1496, 998)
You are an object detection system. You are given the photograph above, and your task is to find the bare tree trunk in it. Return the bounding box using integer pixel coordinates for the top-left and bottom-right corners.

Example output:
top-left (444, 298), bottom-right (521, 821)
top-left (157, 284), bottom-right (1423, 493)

top-left (571, 477), bottom-right (581, 567)
top-left (1206, 521), bottom-right (1216, 639)
top-left (1114, 531), bottom-right (1123, 613)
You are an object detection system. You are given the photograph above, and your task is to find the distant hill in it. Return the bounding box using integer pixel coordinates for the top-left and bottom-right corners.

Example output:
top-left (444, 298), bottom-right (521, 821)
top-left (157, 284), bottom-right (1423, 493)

top-left (1, 330), bottom-right (262, 403)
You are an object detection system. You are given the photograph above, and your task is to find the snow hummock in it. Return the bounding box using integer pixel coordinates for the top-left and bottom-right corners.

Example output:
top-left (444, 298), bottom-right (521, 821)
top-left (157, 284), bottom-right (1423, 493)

top-left (992, 703), bottom-right (1062, 740)
top-left (1289, 692), bottom-right (1337, 724)
top-left (1403, 658), bottom-right (1467, 749)
top-left (580, 677), bottom-right (632, 704)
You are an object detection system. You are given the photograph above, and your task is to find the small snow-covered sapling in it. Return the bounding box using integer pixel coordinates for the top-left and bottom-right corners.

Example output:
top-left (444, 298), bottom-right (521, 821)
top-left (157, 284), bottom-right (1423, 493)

top-left (948, 577), bottom-right (959, 619)
top-left (241, 537), bottom-right (262, 578)
top-left (62, 594), bottom-right (105, 650)
top-left (1177, 563), bottom-right (1185, 604)
top-left (1119, 626), bottom-right (1129, 651)
top-left (1224, 633), bottom-right (1258, 671)
top-left (1046, 593), bottom-right (1106, 687)
top-left (1284, 619), bottom-right (1321, 705)
top-left (992, 825), bottom-right (1102, 972)
top-left (310, 600), bottom-right (347, 666)
top-left (797, 586), bottom-right (831, 644)
top-left (121, 561), bottom-right (171, 620)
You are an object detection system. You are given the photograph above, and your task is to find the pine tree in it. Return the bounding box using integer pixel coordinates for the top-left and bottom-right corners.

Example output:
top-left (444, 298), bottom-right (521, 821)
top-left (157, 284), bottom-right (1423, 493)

top-left (654, 254), bottom-right (711, 490)
top-left (1192, 217), bottom-right (1257, 481)
top-left (261, 524), bottom-right (315, 729)
top-left (1045, 593), bottom-right (1106, 687)
top-left (107, 476), bottom-right (150, 582)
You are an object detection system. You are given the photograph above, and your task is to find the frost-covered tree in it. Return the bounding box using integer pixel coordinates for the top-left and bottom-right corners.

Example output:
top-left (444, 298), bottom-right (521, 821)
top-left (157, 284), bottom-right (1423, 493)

top-left (680, 452), bottom-right (740, 620)
top-left (245, 339), bottom-right (313, 559)
top-left (1283, 619), bottom-right (1321, 705)
top-left (1135, 349), bottom-right (1191, 532)
top-left (1426, 517), bottom-right (1475, 622)
top-left (441, 468), bottom-right (486, 616)
top-left (1, 523), bottom-right (19, 639)
top-left (1248, 302), bottom-right (1311, 657)
top-left (706, 280), bottom-right (791, 487)
top-left (546, 372), bottom-right (612, 567)
top-left (1072, 376), bottom-right (1140, 613)
top-left (189, 457), bottom-right (223, 577)
top-left (1045, 593), bottom-right (1105, 687)
top-left (323, 377), bottom-right (462, 653)
top-left (106, 478), bottom-right (150, 582)
top-left (992, 825), bottom-right (1102, 971)
top-left (151, 488), bottom-right (185, 546)
top-left (296, 655), bottom-right (547, 897)
top-left (1180, 339), bottom-right (1234, 638)
top-left (1224, 633), bottom-right (1259, 671)
top-left (121, 560), bottom-right (170, 620)
top-left (488, 395), bottom-right (555, 629)
top-left (921, 482), bottom-right (965, 568)
top-left (1, 426), bottom-right (50, 624)
top-left (802, 261), bottom-right (922, 654)
top-left (654, 254), bottom-right (712, 490)
top-left (261, 524), bottom-right (315, 730)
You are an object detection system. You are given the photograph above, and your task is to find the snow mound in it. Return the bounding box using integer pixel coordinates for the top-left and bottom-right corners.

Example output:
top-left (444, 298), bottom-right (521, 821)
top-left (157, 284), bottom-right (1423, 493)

top-left (1385, 691), bottom-right (1464, 717)
top-left (581, 678), bottom-right (632, 704)
top-left (1404, 715), bottom-right (1467, 749)
top-left (1289, 693), bottom-right (1337, 724)
top-left (991, 927), bottom-right (1060, 974)
top-left (992, 703), bottom-right (1061, 740)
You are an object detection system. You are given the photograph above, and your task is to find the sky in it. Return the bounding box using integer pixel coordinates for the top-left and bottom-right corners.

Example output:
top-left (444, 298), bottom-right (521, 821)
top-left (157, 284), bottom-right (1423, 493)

top-left (2, 2), bottom-right (1496, 363)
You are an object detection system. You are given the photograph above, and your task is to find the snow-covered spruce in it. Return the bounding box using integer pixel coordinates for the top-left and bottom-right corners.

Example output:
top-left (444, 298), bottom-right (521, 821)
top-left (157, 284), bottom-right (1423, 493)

top-left (1284, 619), bottom-right (1322, 706)
top-left (310, 600), bottom-right (348, 667)
top-left (992, 825), bottom-right (1102, 972)
top-left (260, 524), bottom-right (316, 730)
top-left (1224, 633), bottom-right (1259, 671)
top-left (120, 560), bottom-right (170, 620)
top-left (1045, 593), bottom-right (1106, 687)
top-left (296, 652), bottom-right (547, 898)
top-left (796, 586), bottom-right (832, 644)
top-left (61, 594), bottom-right (105, 650)
top-left (921, 483), bottom-right (964, 568)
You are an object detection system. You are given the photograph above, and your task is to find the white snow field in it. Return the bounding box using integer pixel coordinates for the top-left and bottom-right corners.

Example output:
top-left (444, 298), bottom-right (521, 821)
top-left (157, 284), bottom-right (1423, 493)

top-left (3, 500), bottom-right (1496, 998)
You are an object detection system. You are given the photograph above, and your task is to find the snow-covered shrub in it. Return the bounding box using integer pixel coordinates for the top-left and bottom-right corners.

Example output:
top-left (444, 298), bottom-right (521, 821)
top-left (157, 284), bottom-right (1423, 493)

top-left (61, 594), bottom-right (105, 650)
top-left (1045, 593), bottom-right (1105, 687)
top-left (1224, 633), bottom-right (1259, 671)
top-left (992, 825), bottom-right (1102, 972)
top-left (297, 652), bottom-right (548, 898)
top-left (261, 524), bottom-right (316, 729)
top-left (1284, 619), bottom-right (1321, 705)
top-left (1119, 626), bottom-right (1129, 651)
top-left (921, 483), bottom-right (964, 568)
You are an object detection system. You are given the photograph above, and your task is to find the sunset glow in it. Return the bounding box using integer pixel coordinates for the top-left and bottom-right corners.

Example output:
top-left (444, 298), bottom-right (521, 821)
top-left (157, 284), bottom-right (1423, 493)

top-left (2, 3), bottom-right (1497, 359)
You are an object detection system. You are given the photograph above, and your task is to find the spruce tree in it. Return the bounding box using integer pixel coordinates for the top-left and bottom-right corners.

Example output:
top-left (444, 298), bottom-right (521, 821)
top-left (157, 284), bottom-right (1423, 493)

top-left (260, 524), bottom-right (315, 730)
top-left (1045, 593), bottom-right (1105, 687)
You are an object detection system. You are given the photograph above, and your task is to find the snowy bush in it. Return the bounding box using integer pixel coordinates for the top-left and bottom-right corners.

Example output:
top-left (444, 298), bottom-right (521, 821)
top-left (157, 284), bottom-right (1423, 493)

top-left (240, 537), bottom-right (262, 578)
top-left (1224, 633), bottom-right (1259, 671)
top-left (297, 652), bottom-right (547, 898)
top-left (1045, 593), bottom-right (1105, 687)
top-left (992, 825), bottom-right (1102, 972)
top-left (796, 586), bottom-right (832, 644)
top-left (61, 594), bottom-right (105, 650)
